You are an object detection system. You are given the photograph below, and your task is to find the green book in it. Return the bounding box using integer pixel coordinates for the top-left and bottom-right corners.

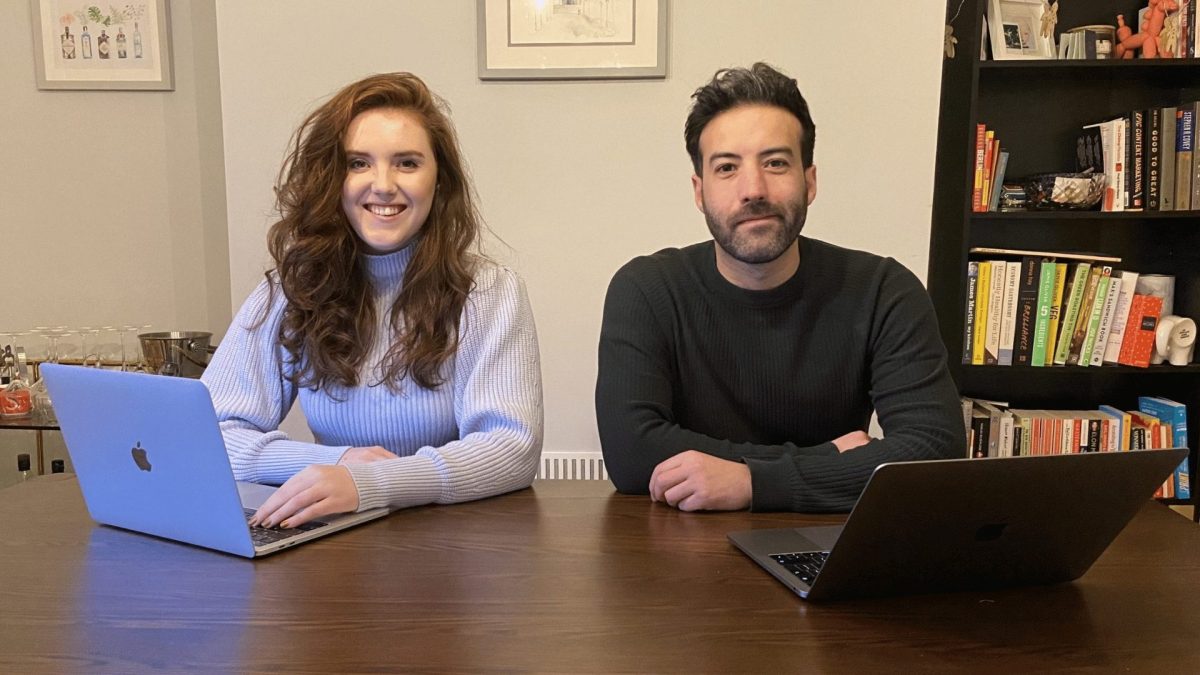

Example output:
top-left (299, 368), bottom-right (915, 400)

top-left (1052, 262), bottom-right (1092, 365)
top-left (1030, 260), bottom-right (1058, 366)
top-left (1077, 269), bottom-right (1113, 368)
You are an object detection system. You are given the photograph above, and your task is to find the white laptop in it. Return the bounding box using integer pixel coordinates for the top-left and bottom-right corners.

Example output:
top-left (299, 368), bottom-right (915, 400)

top-left (729, 448), bottom-right (1188, 601)
top-left (41, 363), bottom-right (389, 558)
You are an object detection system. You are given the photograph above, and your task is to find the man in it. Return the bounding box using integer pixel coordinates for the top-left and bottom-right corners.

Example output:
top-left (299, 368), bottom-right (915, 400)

top-left (595, 63), bottom-right (964, 513)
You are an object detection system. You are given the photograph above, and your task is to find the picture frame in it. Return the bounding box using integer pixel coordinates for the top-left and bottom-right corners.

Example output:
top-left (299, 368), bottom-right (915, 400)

top-left (477, 0), bottom-right (667, 80)
top-left (30, 0), bottom-right (174, 91)
top-left (987, 0), bottom-right (1056, 60)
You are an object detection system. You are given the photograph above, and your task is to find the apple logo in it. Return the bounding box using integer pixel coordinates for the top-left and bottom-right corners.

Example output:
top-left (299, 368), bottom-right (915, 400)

top-left (131, 442), bottom-right (152, 472)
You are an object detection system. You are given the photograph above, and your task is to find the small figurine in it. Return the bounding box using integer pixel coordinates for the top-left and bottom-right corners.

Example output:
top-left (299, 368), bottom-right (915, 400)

top-left (1152, 315), bottom-right (1196, 366)
top-left (1115, 0), bottom-right (1180, 59)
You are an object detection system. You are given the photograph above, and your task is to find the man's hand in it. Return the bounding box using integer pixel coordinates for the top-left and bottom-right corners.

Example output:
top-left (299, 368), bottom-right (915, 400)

top-left (338, 445), bottom-right (398, 464)
top-left (649, 450), bottom-right (752, 512)
top-left (833, 430), bottom-right (871, 453)
top-left (248, 464), bottom-right (360, 529)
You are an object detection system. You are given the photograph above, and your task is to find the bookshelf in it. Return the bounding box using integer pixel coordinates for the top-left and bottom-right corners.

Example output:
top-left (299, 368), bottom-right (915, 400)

top-left (929, 1), bottom-right (1200, 515)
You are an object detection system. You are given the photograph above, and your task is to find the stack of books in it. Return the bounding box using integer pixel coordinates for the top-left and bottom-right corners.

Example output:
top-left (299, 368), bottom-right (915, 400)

top-left (972, 124), bottom-right (1008, 212)
top-left (1077, 102), bottom-right (1200, 212)
top-left (962, 248), bottom-right (1172, 369)
top-left (960, 395), bottom-right (1190, 499)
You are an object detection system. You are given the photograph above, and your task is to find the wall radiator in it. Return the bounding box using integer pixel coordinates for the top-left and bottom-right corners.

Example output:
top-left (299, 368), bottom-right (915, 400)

top-left (537, 451), bottom-right (608, 480)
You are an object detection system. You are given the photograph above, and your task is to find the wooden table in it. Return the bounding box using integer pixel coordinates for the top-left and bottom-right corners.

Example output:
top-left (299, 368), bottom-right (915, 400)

top-left (2, 477), bottom-right (1199, 672)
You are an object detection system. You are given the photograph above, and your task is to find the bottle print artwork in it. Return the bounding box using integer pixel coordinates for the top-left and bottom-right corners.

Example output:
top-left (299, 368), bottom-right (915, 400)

top-left (116, 27), bottom-right (127, 58)
top-left (98, 29), bottom-right (109, 59)
top-left (81, 25), bottom-right (92, 59)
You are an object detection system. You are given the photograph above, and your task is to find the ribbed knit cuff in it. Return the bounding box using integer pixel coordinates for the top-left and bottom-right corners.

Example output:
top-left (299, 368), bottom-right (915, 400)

top-left (745, 442), bottom-right (838, 512)
top-left (345, 454), bottom-right (443, 511)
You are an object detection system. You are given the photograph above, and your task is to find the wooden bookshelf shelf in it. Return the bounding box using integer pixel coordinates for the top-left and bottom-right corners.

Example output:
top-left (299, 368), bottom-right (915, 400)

top-left (931, 0), bottom-right (1199, 516)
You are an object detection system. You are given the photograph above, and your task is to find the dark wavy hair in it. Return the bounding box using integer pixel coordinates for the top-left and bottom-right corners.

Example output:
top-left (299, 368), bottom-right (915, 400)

top-left (684, 62), bottom-right (816, 175)
top-left (264, 72), bottom-right (481, 391)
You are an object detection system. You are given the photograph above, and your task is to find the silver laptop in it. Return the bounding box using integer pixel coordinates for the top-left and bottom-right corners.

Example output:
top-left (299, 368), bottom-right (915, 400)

top-left (729, 449), bottom-right (1188, 601)
top-left (41, 363), bottom-right (389, 558)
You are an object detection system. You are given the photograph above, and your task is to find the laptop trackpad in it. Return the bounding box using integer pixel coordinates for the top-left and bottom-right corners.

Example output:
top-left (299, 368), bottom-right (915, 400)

top-left (790, 525), bottom-right (842, 551)
top-left (237, 481), bottom-right (279, 510)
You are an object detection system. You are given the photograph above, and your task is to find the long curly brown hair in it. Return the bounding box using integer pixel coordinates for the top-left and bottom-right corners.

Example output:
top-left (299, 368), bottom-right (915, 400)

top-left (264, 72), bottom-right (481, 391)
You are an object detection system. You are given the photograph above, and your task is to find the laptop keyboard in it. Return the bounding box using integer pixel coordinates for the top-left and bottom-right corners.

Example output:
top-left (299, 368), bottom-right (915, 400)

top-left (771, 551), bottom-right (829, 586)
top-left (244, 508), bottom-right (329, 547)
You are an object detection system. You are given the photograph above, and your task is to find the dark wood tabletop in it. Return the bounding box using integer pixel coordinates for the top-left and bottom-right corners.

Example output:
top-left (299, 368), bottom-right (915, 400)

top-left (2, 476), bottom-right (1199, 673)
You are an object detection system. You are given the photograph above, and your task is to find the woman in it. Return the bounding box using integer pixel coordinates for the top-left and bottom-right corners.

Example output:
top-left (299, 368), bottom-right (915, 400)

top-left (203, 73), bottom-right (542, 529)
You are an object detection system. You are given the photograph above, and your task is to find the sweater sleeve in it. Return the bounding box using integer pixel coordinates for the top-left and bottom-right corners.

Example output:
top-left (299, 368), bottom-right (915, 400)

top-left (201, 280), bottom-right (350, 485)
top-left (596, 262), bottom-right (841, 496)
top-left (745, 262), bottom-right (965, 512)
top-left (342, 267), bottom-right (544, 511)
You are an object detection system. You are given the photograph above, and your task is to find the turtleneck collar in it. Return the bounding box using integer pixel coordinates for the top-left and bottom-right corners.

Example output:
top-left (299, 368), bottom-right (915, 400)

top-left (362, 237), bottom-right (419, 287)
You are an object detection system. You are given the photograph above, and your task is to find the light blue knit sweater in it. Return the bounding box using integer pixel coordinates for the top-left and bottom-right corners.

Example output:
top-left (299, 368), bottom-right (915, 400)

top-left (201, 244), bottom-right (543, 512)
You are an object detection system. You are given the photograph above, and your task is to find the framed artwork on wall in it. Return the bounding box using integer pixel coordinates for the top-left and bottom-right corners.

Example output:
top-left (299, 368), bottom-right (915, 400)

top-left (30, 0), bottom-right (174, 91)
top-left (477, 0), bottom-right (667, 80)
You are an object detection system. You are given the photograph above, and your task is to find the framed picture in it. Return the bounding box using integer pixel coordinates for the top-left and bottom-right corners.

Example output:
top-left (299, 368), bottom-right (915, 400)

top-left (30, 0), bottom-right (174, 91)
top-left (987, 0), bottom-right (1056, 60)
top-left (477, 0), bottom-right (667, 80)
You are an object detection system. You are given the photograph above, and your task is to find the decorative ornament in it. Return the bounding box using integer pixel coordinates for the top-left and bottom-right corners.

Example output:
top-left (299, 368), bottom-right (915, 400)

top-left (944, 0), bottom-right (968, 59)
top-left (1041, 1), bottom-right (1059, 39)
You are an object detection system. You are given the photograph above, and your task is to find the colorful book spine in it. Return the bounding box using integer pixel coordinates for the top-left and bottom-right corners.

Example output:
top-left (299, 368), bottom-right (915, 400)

top-left (1053, 262), bottom-right (1092, 365)
top-left (1066, 265), bottom-right (1104, 366)
top-left (1148, 107), bottom-right (1162, 210)
top-left (1087, 271), bottom-right (1122, 367)
top-left (1175, 107), bottom-right (1194, 210)
top-left (973, 124), bottom-right (986, 212)
top-left (1030, 259), bottom-right (1058, 367)
top-left (963, 261), bottom-right (979, 365)
top-left (972, 261), bottom-right (991, 365)
top-left (1130, 109), bottom-right (1146, 210)
top-left (1137, 396), bottom-right (1190, 499)
top-left (989, 150), bottom-right (1009, 212)
top-left (997, 260), bottom-right (1020, 366)
top-left (984, 260), bottom-right (1006, 365)
top-left (1043, 262), bottom-right (1068, 363)
top-left (1117, 294), bottom-right (1165, 368)
top-left (1103, 271), bottom-right (1140, 364)
top-left (1161, 106), bottom-right (1177, 211)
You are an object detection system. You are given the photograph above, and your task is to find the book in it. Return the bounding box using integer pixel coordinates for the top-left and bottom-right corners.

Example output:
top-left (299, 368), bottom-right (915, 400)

top-left (1148, 106), bottom-right (1162, 210)
top-left (1066, 265), bottom-right (1104, 366)
top-left (1078, 267), bottom-right (1113, 368)
top-left (1175, 106), bottom-right (1194, 210)
top-left (1012, 255), bottom-right (1041, 362)
top-left (972, 261), bottom-right (991, 365)
top-left (973, 124), bottom-right (986, 212)
top-left (970, 409), bottom-right (990, 458)
top-left (1117, 294), bottom-right (1165, 368)
top-left (1130, 109), bottom-right (1146, 210)
top-left (1114, 115), bottom-right (1127, 211)
top-left (1137, 396), bottom-right (1190, 499)
top-left (1053, 262), bottom-right (1092, 365)
top-left (1087, 271), bottom-right (1123, 367)
top-left (1102, 271), bottom-right (1140, 364)
top-left (962, 261), bottom-right (979, 365)
top-left (1030, 259), bottom-right (1058, 367)
top-left (999, 258), bottom-right (1025, 366)
top-left (982, 129), bottom-right (996, 213)
top-left (1043, 262), bottom-right (1068, 363)
top-left (988, 150), bottom-right (1009, 212)
top-left (1161, 106), bottom-right (1177, 211)
top-left (984, 260), bottom-right (1007, 365)
top-left (1193, 102), bottom-right (1200, 209)
top-left (1098, 404), bottom-right (1131, 450)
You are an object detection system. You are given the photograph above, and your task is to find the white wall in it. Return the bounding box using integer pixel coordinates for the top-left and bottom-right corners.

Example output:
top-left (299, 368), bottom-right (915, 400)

top-left (0, 1), bottom-right (227, 483)
top-left (216, 0), bottom-right (946, 455)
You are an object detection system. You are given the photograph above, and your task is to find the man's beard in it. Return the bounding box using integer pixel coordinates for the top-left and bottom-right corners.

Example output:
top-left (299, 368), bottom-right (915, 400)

top-left (704, 195), bottom-right (807, 265)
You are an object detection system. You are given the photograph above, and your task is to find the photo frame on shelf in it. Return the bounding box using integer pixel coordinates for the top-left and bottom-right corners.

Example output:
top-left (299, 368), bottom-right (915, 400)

top-left (477, 0), bottom-right (667, 80)
top-left (30, 0), bottom-right (174, 91)
top-left (987, 0), bottom-right (1056, 60)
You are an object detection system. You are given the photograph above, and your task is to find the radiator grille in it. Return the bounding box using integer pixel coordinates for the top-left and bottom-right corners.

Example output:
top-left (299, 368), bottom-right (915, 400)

top-left (538, 452), bottom-right (608, 480)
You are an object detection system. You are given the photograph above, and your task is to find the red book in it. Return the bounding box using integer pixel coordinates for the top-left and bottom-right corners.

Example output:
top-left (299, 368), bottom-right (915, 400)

top-left (1117, 294), bottom-right (1164, 367)
top-left (973, 124), bottom-right (986, 212)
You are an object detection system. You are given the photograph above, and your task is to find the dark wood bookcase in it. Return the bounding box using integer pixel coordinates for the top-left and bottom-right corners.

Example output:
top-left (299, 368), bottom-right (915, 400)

top-left (929, 0), bottom-right (1200, 516)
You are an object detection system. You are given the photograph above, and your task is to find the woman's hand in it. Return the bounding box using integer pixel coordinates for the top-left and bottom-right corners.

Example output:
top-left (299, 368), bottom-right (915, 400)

top-left (248, 464), bottom-right (360, 529)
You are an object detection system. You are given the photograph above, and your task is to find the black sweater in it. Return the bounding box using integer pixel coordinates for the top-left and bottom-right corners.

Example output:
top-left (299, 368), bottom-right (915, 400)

top-left (595, 237), bottom-right (964, 512)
